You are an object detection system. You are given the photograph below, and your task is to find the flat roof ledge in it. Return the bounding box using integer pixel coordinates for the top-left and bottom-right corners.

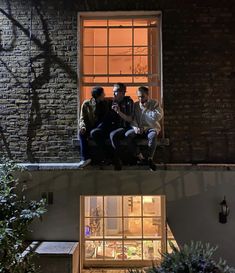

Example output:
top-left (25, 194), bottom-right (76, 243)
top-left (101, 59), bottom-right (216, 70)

top-left (18, 163), bottom-right (235, 171)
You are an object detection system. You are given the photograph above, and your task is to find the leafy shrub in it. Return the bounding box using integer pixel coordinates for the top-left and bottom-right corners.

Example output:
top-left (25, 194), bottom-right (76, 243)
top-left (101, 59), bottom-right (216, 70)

top-left (0, 159), bottom-right (46, 273)
top-left (147, 241), bottom-right (235, 273)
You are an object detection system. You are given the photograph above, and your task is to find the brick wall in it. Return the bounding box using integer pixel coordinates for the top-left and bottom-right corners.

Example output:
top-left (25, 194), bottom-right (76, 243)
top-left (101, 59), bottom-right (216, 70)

top-left (0, 0), bottom-right (235, 163)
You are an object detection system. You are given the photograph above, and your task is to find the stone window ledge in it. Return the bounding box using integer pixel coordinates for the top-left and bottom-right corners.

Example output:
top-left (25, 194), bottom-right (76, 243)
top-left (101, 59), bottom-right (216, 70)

top-left (17, 163), bottom-right (235, 171)
top-left (72, 137), bottom-right (170, 147)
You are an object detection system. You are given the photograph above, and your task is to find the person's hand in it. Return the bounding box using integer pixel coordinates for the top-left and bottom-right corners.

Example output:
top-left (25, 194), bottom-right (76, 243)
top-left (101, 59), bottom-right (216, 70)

top-left (134, 127), bottom-right (144, 134)
top-left (112, 103), bottom-right (120, 113)
top-left (140, 102), bottom-right (147, 110)
top-left (80, 127), bottom-right (86, 134)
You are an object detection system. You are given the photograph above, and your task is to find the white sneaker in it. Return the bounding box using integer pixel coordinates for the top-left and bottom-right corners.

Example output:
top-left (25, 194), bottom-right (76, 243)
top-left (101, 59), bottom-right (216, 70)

top-left (77, 159), bottom-right (91, 169)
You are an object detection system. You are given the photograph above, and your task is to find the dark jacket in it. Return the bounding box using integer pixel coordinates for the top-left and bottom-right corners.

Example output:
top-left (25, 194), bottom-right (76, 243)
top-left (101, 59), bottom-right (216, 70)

top-left (110, 96), bottom-right (134, 129)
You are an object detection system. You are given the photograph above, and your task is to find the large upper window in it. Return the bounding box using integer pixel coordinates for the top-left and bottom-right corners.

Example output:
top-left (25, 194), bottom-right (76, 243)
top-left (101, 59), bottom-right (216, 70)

top-left (80, 195), bottom-right (166, 268)
top-left (79, 12), bottom-right (162, 104)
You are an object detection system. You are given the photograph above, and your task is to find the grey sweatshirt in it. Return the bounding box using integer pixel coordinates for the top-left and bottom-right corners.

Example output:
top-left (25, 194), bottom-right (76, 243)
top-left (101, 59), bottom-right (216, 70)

top-left (132, 99), bottom-right (163, 132)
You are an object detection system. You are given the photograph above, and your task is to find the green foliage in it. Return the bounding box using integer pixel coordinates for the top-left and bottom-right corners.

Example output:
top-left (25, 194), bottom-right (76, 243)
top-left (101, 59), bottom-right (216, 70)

top-left (0, 159), bottom-right (46, 273)
top-left (147, 241), bottom-right (235, 273)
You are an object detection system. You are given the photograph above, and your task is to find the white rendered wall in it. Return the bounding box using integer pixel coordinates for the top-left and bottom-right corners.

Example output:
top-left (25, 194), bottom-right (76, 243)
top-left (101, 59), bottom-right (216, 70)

top-left (21, 169), bottom-right (235, 266)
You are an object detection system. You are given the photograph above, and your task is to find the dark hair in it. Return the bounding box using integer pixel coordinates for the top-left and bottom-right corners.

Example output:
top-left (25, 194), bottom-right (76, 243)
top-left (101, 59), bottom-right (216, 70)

top-left (113, 83), bottom-right (126, 93)
top-left (138, 86), bottom-right (149, 95)
top-left (91, 86), bottom-right (104, 99)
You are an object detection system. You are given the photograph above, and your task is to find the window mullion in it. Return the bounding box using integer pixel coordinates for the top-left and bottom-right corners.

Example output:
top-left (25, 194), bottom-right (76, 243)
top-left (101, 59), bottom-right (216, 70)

top-left (107, 20), bottom-right (110, 84)
top-left (132, 19), bottom-right (134, 84)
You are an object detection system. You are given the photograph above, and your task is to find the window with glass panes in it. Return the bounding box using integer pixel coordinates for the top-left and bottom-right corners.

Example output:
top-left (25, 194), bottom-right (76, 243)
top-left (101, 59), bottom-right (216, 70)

top-left (79, 13), bottom-right (162, 103)
top-left (80, 195), bottom-right (166, 268)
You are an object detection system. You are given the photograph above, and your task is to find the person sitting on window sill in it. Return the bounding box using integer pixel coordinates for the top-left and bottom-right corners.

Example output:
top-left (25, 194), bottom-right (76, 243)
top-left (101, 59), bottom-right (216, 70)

top-left (78, 86), bottom-right (109, 169)
top-left (100, 83), bottom-right (133, 170)
top-left (125, 86), bottom-right (163, 171)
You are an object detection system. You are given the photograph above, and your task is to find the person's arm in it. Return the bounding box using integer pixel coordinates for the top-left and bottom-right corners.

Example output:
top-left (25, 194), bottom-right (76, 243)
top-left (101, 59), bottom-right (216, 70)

top-left (144, 101), bottom-right (163, 127)
top-left (79, 101), bottom-right (88, 133)
top-left (111, 104), bottom-right (133, 122)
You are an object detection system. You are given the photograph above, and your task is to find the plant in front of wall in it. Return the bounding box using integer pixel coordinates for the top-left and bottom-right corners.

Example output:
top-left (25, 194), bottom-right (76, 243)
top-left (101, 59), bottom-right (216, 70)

top-left (147, 241), bottom-right (235, 273)
top-left (0, 158), bottom-right (46, 273)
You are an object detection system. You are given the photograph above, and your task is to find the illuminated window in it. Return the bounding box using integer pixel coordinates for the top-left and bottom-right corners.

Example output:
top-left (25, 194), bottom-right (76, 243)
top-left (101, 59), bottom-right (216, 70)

top-left (80, 195), bottom-right (166, 268)
top-left (79, 12), bottom-right (162, 103)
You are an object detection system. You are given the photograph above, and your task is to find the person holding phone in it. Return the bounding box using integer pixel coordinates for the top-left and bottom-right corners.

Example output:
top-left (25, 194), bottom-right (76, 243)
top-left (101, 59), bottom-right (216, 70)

top-left (108, 83), bottom-right (134, 170)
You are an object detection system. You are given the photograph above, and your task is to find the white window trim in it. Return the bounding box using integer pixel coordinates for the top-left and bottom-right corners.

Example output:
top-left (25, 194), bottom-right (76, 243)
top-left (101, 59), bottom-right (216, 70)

top-left (77, 11), bottom-right (164, 136)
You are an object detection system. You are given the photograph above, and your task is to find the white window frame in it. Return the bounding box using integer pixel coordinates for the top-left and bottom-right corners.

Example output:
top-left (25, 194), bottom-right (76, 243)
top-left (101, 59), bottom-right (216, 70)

top-left (77, 11), bottom-right (164, 135)
top-left (80, 195), bottom-right (166, 269)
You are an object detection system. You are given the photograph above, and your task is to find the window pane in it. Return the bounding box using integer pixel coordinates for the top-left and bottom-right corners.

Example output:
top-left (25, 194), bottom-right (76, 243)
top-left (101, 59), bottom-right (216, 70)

top-left (85, 218), bottom-right (103, 238)
top-left (109, 19), bottom-right (132, 26)
top-left (143, 240), bottom-right (161, 260)
top-left (93, 76), bottom-right (108, 83)
top-left (133, 76), bottom-right (148, 83)
top-left (143, 196), bottom-right (161, 216)
top-left (133, 19), bottom-right (148, 26)
top-left (85, 241), bottom-right (103, 259)
top-left (124, 218), bottom-right (142, 238)
top-left (103, 86), bottom-right (115, 98)
top-left (108, 76), bottom-right (132, 83)
top-left (150, 86), bottom-right (161, 101)
top-left (134, 18), bottom-right (158, 27)
top-left (134, 46), bottom-right (148, 55)
top-left (143, 217), bottom-right (161, 238)
top-left (83, 56), bottom-right (107, 74)
top-left (134, 28), bottom-right (148, 46)
top-left (104, 240), bottom-right (123, 260)
top-left (123, 196), bottom-right (141, 216)
top-left (85, 196), bottom-right (103, 217)
top-left (134, 56), bottom-right (148, 75)
top-left (104, 218), bottom-right (122, 238)
top-left (109, 29), bottom-right (132, 46)
top-left (83, 76), bottom-right (108, 83)
top-left (83, 20), bottom-right (107, 27)
top-left (83, 47), bottom-right (94, 55)
top-left (84, 47), bottom-right (107, 55)
top-left (109, 56), bottom-right (132, 75)
top-left (109, 47), bottom-right (132, 55)
top-left (104, 196), bottom-right (122, 216)
top-left (124, 241), bottom-right (142, 260)
top-left (84, 28), bottom-right (107, 46)
top-left (126, 86), bottom-right (138, 101)
top-left (83, 56), bottom-right (94, 74)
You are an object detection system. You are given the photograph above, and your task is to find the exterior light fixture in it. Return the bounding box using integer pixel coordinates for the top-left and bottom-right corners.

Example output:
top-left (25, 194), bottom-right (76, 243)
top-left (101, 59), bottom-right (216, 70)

top-left (219, 196), bottom-right (229, 224)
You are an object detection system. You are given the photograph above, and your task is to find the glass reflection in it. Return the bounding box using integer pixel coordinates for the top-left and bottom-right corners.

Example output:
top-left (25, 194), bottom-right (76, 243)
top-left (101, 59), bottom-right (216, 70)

top-left (104, 218), bottom-right (122, 238)
top-left (143, 196), bottom-right (161, 216)
top-left (124, 218), bottom-right (142, 238)
top-left (85, 196), bottom-right (103, 217)
top-left (104, 196), bottom-right (122, 217)
top-left (123, 196), bottom-right (141, 216)
top-left (85, 218), bottom-right (103, 238)
top-left (85, 241), bottom-right (103, 259)
top-left (143, 217), bottom-right (161, 238)
top-left (104, 241), bottom-right (123, 260)
top-left (124, 240), bottom-right (142, 260)
top-left (143, 240), bottom-right (161, 260)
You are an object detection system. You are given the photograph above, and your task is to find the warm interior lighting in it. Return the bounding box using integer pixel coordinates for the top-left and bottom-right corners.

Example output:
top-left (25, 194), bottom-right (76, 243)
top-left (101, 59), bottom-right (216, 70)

top-left (81, 195), bottom-right (167, 268)
top-left (81, 17), bottom-right (161, 102)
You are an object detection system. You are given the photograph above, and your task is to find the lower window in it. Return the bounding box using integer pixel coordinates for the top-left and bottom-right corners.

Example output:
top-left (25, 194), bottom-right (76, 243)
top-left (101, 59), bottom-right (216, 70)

top-left (80, 195), bottom-right (167, 268)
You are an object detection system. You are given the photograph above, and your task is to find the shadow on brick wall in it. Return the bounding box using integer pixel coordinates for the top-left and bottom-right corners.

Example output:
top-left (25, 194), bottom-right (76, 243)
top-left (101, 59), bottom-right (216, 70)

top-left (0, 0), bottom-right (77, 162)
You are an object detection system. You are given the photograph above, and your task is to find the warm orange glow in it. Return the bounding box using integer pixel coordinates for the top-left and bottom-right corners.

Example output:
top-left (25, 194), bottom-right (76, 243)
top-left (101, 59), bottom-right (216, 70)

top-left (82, 195), bottom-right (166, 267)
top-left (81, 17), bottom-right (161, 103)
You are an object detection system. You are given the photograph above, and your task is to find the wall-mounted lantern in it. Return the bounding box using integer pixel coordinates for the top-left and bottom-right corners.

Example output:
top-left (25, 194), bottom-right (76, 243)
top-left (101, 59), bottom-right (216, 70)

top-left (219, 196), bottom-right (229, 224)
